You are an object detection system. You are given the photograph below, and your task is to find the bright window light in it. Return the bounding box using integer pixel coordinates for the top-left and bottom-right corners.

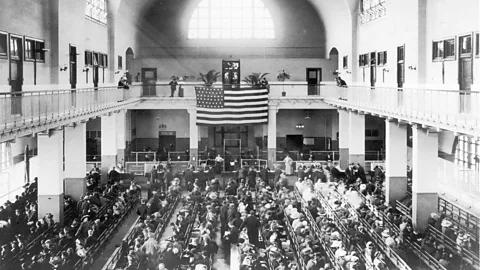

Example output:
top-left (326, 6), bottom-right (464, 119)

top-left (188, 0), bottom-right (275, 39)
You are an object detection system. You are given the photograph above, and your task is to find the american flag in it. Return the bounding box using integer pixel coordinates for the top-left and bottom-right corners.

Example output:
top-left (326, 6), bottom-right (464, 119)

top-left (195, 87), bottom-right (269, 125)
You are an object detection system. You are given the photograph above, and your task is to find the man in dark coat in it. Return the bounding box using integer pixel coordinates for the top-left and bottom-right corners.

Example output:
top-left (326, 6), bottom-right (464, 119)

top-left (355, 163), bottom-right (367, 183)
top-left (165, 168), bottom-right (174, 190)
top-left (247, 166), bottom-right (256, 188)
top-left (273, 165), bottom-right (282, 185)
top-left (108, 167), bottom-right (120, 184)
top-left (137, 200), bottom-right (148, 220)
top-left (297, 166), bottom-right (305, 180)
top-left (259, 166), bottom-right (269, 184)
top-left (241, 210), bottom-right (260, 246)
top-left (219, 201), bottom-right (229, 237)
top-left (184, 165), bottom-right (194, 191)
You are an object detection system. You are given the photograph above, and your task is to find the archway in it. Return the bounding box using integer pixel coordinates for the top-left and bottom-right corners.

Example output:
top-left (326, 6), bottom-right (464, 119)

top-left (329, 47), bottom-right (340, 80)
top-left (125, 48), bottom-right (134, 83)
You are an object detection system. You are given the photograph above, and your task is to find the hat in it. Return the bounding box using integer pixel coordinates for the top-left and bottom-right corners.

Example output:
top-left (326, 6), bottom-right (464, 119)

top-left (430, 213), bottom-right (440, 220)
top-left (331, 240), bottom-right (342, 248)
top-left (441, 219), bottom-right (453, 228)
top-left (336, 249), bottom-right (347, 257)
top-left (381, 229), bottom-right (390, 238)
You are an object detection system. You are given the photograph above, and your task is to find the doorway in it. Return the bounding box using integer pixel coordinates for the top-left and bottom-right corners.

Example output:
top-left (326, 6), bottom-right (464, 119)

top-left (286, 135), bottom-right (303, 152)
top-left (126, 48), bottom-right (134, 84)
top-left (158, 131), bottom-right (176, 161)
top-left (459, 35), bottom-right (473, 113)
top-left (69, 45), bottom-right (77, 107)
top-left (397, 45), bottom-right (405, 106)
top-left (370, 52), bottom-right (376, 87)
top-left (9, 35), bottom-right (23, 115)
top-left (141, 68), bottom-right (157, 96)
top-left (306, 68), bottom-right (322, 95)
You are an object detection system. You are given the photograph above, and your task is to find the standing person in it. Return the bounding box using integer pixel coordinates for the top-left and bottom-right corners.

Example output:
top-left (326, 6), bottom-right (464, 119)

top-left (184, 165), bottom-right (194, 191)
top-left (273, 165), bottom-right (282, 187)
top-left (283, 155), bottom-right (293, 176)
top-left (169, 77), bottom-right (178, 97)
top-left (118, 76), bottom-right (129, 89)
top-left (241, 210), bottom-right (260, 247)
top-left (215, 154), bottom-right (224, 174)
top-left (247, 166), bottom-right (256, 189)
top-left (336, 77), bottom-right (347, 87)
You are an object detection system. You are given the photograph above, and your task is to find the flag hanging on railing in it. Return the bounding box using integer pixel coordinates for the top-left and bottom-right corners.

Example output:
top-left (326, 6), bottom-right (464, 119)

top-left (195, 87), bottom-right (268, 125)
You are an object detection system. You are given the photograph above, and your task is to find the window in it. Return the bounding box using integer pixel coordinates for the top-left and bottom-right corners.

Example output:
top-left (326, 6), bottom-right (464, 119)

top-left (85, 0), bottom-right (107, 24)
top-left (455, 136), bottom-right (479, 171)
top-left (85, 51), bottom-right (93, 66)
top-left (188, 0), bottom-right (275, 39)
top-left (343, 56), bottom-right (348, 69)
top-left (10, 37), bottom-right (20, 59)
top-left (98, 53), bottom-right (104, 67)
top-left (24, 39), bottom-right (45, 62)
top-left (359, 0), bottom-right (386, 24)
top-left (118, 55), bottom-right (122, 70)
top-left (377, 51), bottom-right (387, 66)
top-left (102, 54), bottom-right (108, 67)
top-left (0, 142), bottom-right (12, 171)
top-left (359, 54), bottom-right (369, 67)
top-left (444, 39), bottom-right (455, 59)
top-left (0, 32), bottom-right (7, 58)
top-left (459, 35), bottom-right (472, 55)
top-left (397, 46), bottom-right (404, 62)
top-left (365, 129), bottom-right (379, 137)
top-left (432, 40), bottom-right (444, 60)
top-left (93, 52), bottom-right (99, 66)
top-left (476, 33), bottom-right (479, 57)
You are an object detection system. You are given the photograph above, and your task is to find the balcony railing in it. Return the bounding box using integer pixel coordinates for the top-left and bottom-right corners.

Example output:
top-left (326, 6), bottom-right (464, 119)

top-left (319, 85), bottom-right (480, 135)
top-left (0, 86), bottom-right (141, 135)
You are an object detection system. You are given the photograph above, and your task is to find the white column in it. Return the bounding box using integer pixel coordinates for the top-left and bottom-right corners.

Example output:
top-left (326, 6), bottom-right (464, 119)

top-left (37, 130), bottom-right (64, 224)
top-left (267, 106), bottom-right (278, 169)
top-left (116, 111), bottom-right (127, 165)
top-left (101, 114), bottom-right (117, 183)
top-left (385, 121), bottom-right (408, 206)
top-left (64, 122), bottom-right (87, 202)
top-left (188, 109), bottom-right (199, 167)
top-left (348, 111), bottom-right (365, 166)
top-left (338, 110), bottom-right (349, 169)
top-left (412, 125), bottom-right (439, 232)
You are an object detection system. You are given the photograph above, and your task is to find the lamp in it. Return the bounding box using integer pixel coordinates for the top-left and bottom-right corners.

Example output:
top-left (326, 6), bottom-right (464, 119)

top-left (383, 67), bottom-right (389, 72)
top-left (82, 68), bottom-right (89, 72)
top-left (408, 66), bottom-right (417, 70)
top-left (296, 123), bottom-right (305, 129)
top-left (345, 70), bottom-right (352, 74)
top-left (305, 110), bottom-right (311, 120)
top-left (60, 65), bottom-right (68, 72)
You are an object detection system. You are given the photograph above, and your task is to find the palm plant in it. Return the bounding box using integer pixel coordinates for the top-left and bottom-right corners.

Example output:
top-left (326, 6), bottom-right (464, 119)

top-left (277, 70), bottom-right (291, 96)
top-left (197, 70), bottom-right (221, 87)
top-left (243, 72), bottom-right (269, 87)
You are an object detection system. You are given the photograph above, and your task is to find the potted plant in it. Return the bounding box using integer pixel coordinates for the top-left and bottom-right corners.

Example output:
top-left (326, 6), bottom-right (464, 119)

top-left (243, 72), bottom-right (269, 88)
top-left (197, 70), bottom-right (221, 87)
top-left (277, 70), bottom-right (291, 96)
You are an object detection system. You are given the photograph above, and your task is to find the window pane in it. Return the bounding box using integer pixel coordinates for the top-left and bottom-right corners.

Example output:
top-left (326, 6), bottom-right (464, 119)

top-left (188, 0), bottom-right (274, 39)
top-left (460, 36), bottom-right (472, 54)
top-left (85, 0), bottom-right (107, 24)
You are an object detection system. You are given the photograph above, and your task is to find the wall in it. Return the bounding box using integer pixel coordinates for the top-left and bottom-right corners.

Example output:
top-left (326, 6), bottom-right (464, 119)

top-left (134, 57), bottom-right (338, 82)
top-left (136, 0), bottom-right (326, 58)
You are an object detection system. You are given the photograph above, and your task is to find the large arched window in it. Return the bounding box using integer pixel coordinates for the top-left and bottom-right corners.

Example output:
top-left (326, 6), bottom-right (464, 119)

top-left (188, 0), bottom-right (275, 39)
top-left (86, 0), bottom-right (108, 24)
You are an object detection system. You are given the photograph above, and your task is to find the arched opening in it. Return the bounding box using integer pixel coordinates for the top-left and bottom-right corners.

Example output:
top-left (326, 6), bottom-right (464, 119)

top-left (125, 47), bottom-right (134, 83)
top-left (329, 47), bottom-right (339, 78)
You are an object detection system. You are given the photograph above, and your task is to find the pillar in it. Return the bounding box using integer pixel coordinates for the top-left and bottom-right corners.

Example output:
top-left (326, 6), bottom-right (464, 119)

top-left (37, 130), bottom-right (64, 225)
top-left (412, 125), bottom-right (439, 232)
top-left (101, 114), bottom-right (117, 183)
top-left (64, 123), bottom-right (87, 202)
top-left (385, 121), bottom-right (408, 206)
top-left (338, 110), bottom-right (349, 169)
top-left (267, 107), bottom-right (278, 169)
top-left (348, 112), bottom-right (365, 166)
top-left (188, 109), bottom-right (199, 168)
top-left (116, 111), bottom-right (127, 166)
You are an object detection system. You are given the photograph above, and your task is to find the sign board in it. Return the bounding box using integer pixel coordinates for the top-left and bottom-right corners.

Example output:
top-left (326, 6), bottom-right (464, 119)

top-left (159, 131), bottom-right (176, 136)
top-left (126, 163), bottom-right (145, 175)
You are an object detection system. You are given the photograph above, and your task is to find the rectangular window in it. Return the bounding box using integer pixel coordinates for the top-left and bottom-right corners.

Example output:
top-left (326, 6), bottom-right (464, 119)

top-left (343, 56), bottom-right (348, 69)
top-left (85, 51), bottom-right (93, 66)
top-left (444, 39), bottom-right (455, 59)
top-left (0, 32), bottom-right (7, 58)
top-left (24, 39), bottom-right (45, 62)
top-left (118, 55), bottom-right (122, 69)
top-left (10, 37), bottom-right (20, 59)
top-left (432, 41), bottom-right (444, 61)
top-left (98, 53), bottom-right (104, 67)
top-left (476, 33), bottom-right (479, 57)
top-left (377, 51), bottom-right (387, 66)
top-left (459, 35), bottom-right (472, 56)
top-left (103, 54), bottom-right (108, 67)
top-left (359, 54), bottom-right (369, 67)
top-left (93, 52), bottom-right (99, 66)
top-left (397, 46), bottom-right (404, 62)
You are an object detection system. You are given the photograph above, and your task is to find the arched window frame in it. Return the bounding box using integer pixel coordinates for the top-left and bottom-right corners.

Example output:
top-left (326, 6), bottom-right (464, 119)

top-left (86, 0), bottom-right (108, 25)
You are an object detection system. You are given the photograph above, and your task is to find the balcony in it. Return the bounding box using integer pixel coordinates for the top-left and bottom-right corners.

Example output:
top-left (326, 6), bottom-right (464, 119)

top-left (1, 83), bottom-right (479, 142)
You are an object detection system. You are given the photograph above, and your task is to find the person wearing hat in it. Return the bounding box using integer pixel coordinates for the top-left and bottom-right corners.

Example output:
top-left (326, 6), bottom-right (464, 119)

top-left (241, 210), bottom-right (260, 247)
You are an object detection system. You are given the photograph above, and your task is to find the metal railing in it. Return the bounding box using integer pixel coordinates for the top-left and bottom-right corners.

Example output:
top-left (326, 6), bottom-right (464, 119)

top-left (320, 85), bottom-right (480, 135)
top-left (0, 86), bottom-right (141, 134)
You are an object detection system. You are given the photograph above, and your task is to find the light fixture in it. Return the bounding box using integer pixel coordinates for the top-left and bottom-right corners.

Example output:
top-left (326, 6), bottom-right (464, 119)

top-left (408, 66), bottom-right (417, 70)
top-left (345, 70), bottom-right (352, 74)
top-left (83, 68), bottom-right (89, 72)
top-left (305, 110), bottom-right (311, 120)
top-left (383, 67), bottom-right (389, 72)
top-left (60, 65), bottom-right (68, 71)
top-left (296, 123), bottom-right (305, 129)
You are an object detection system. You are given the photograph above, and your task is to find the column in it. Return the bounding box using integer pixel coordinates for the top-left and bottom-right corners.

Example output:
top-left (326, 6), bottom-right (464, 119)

top-left (64, 123), bottom-right (87, 202)
top-left (385, 121), bottom-right (408, 206)
top-left (338, 110), bottom-right (349, 169)
top-left (101, 114), bottom-right (117, 183)
top-left (188, 109), bottom-right (199, 167)
top-left (267, 107), bottom-right (278, 169)
top-left (116, 111), bottom-right (127, 166)
top-left (37, 130), bottom-right (64, 225)
top-left (348, 112), bottom-right (365, 166)
top-left (412, 125), bottom-right (439, 232)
